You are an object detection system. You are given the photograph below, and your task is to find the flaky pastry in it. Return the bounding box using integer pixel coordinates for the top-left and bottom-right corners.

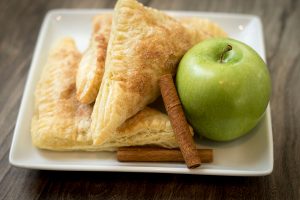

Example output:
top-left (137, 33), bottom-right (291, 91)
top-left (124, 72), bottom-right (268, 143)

top-left (178, 17), bottom-right (227, 44)
top-left (91, 0), bottom-right (194, 145)
top-left (77, 12), bottom-right (226, 106)
top-left (31, 37), bottom-right (184, 151)
top-left (76, 14), bottom-right (112, 104)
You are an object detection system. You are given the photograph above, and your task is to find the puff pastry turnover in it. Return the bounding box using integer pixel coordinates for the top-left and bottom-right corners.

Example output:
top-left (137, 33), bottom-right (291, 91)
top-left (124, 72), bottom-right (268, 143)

top-left (76, 14), bottom-right (112, 104)
top-left (77, 13), bottom-right (226, 106)
top-left (178, 17), bottom-right (227, 44)
top-left (91, 0), bottom-right (195, 144)
top-left (31, 37), bottom-right (183, 151)
top-left (31, 38), bottom-right (94, 149)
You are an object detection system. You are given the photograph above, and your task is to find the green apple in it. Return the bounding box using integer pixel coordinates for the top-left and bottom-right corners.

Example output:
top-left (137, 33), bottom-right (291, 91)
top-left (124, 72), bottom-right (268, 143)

top-left (176, 38), bottom-right (271, 141)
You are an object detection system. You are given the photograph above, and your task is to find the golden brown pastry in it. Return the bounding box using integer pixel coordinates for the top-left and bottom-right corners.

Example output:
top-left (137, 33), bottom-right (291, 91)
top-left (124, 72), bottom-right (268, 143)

top-left (76, 12), bottom-right (226, 106)
top-left (76, 14), bottom-right (112, 104)
top-left (178, 17), bottom-right (227, 44)
top-left (31, 37), bottom-right (94, 149)
top-left (31, 37), bottom-right (184, 151)
top-left (91, 0), bottom-right (195, 145)
top-left (100, 107), bottom-right (180, 150)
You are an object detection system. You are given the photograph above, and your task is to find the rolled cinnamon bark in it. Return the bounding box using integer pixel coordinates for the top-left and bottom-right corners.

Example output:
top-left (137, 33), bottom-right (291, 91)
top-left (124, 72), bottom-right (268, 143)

top-left (117, 147), bottom-right (213, 163)
top-left (159, 74), bottom-right (201, 168)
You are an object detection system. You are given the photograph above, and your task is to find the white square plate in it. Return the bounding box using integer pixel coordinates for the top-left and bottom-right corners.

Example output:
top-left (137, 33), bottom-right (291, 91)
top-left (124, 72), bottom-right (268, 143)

top-left (9, 9), bottom-right (273, 176)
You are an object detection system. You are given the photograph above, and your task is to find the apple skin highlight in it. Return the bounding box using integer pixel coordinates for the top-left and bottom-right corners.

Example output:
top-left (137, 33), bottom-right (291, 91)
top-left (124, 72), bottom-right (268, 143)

top-left (176, 38), bottom-right (271, 141)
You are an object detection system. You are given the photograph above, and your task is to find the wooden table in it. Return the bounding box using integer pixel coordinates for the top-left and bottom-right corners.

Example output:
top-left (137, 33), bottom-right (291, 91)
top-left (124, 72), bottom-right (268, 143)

top-left (1, 0), bottom-right (299, 199)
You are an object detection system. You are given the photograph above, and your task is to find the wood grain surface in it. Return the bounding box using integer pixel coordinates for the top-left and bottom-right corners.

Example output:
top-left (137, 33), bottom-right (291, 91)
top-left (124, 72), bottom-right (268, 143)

top-left (0, 0), bottom-right (299, 199)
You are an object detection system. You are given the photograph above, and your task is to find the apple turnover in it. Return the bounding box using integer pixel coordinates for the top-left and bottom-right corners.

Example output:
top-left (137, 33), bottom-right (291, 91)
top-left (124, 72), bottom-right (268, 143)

top-left (76, 14), bottom-right (112, 104)
top-left (178, 17), bottom-right (227, 44)
top-left (76, 13), bottom-right (226, 107)
top-left (31, 37), bottom-right (184, 151)
top-left (91, 0), bottom-right (196, 145)
top-left (31, 37), bottom-right (93, 149)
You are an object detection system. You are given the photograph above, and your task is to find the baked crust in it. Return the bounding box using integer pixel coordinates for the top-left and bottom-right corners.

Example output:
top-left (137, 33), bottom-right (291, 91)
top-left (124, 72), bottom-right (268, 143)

top-left (178, 17), bottom-right (227, 44)
top-left (31, 37), bottom-right (183, 151)
top-left (76, 14), bottom-right (112, 104)
top-left (91, 0), bottom-right (193, 145)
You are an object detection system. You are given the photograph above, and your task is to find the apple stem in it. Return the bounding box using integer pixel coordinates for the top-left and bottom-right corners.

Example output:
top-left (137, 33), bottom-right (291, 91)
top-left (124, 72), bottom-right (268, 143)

top-left (220, 44), bottom-right (232, 63)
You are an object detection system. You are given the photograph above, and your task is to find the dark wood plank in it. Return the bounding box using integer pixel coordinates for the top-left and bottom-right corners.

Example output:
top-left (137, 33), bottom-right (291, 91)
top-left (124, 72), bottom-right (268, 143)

top-left (0, 0), bottom-right (299, 199)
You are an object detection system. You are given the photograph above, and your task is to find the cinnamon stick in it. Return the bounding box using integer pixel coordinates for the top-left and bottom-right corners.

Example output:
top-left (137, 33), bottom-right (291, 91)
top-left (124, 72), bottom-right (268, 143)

top-left (159, 74), bottom-right (201, 169)
top-left (117, 147), bottom-right (213, 163)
